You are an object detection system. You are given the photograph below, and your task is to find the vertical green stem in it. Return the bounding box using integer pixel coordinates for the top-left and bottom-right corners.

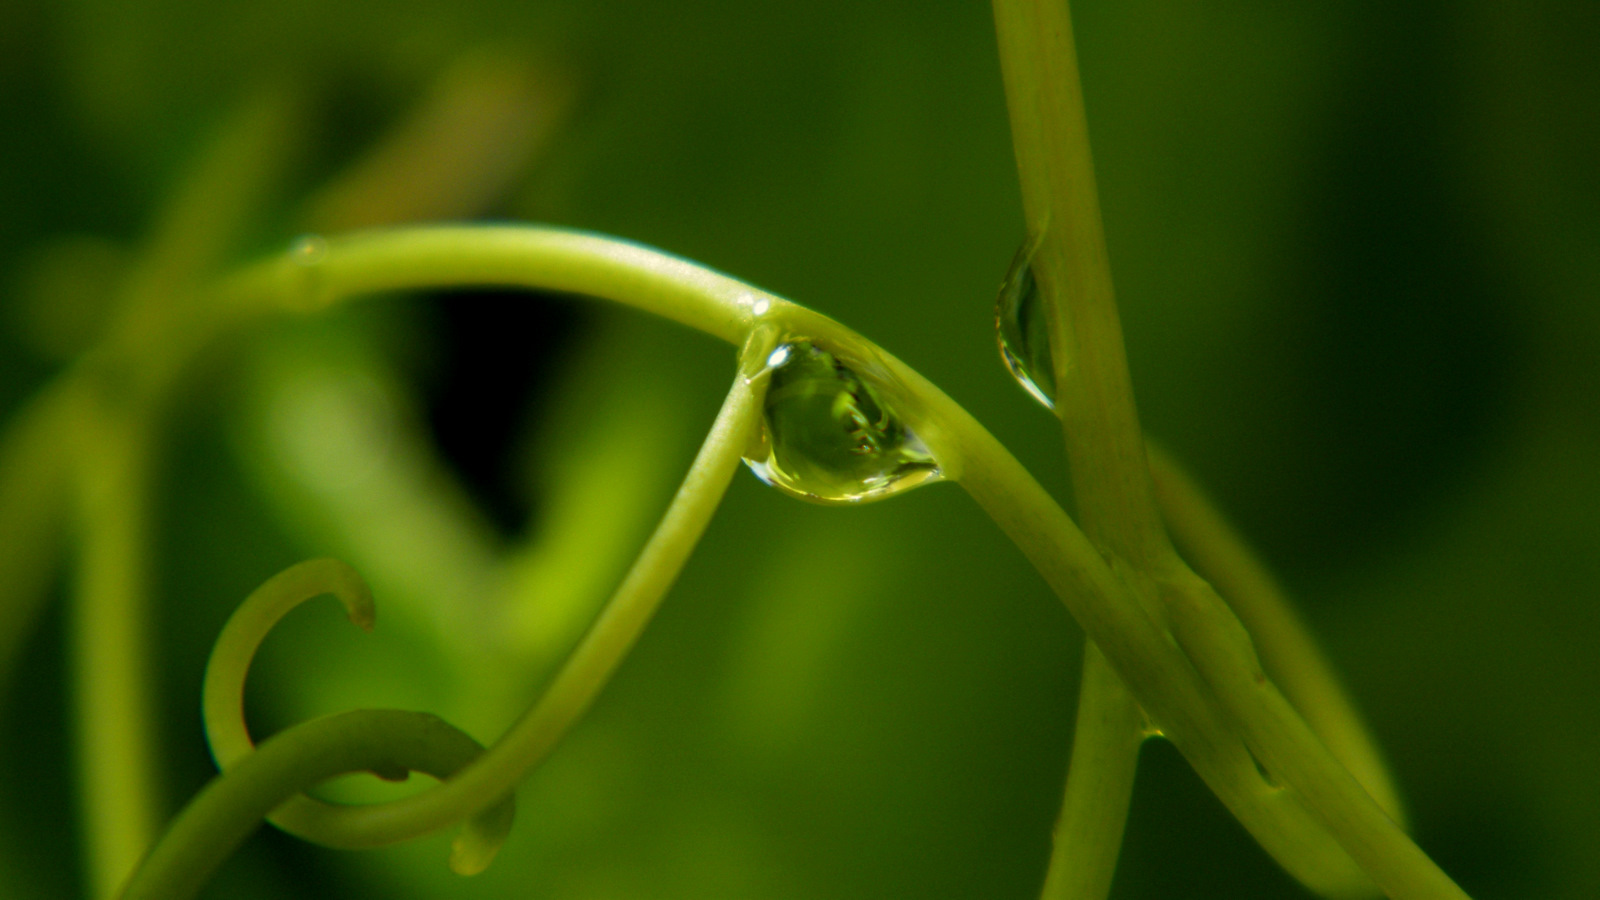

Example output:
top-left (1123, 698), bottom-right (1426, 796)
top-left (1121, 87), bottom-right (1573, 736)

top-left (0, 378), bottom-right (81, 690)
top-left (1038, 645), bottom-right (1146, 900)
top-left (70, 401), bottom-right (161, 899)
top-left (64, 94), bottom-right (300, 896)
top-left (991, 0), bottom-right (1168, 569)
top-left (989, 3), bottom-right (1469, 892)
top-left (992, 2), bottom-right (1169, 895)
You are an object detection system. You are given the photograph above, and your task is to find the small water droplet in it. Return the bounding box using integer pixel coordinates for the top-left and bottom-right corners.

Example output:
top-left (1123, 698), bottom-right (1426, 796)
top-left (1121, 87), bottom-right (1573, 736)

top-left (291, 234), bottom-right (328, 265)
top-left (287, 235), bottom-right (331, 310)
top-left (751, 297), bottom-right (771, 317)
top-left (995, 239), bottom-right (1056, 409)
top-left (743, 340), bottom-right (942, 504)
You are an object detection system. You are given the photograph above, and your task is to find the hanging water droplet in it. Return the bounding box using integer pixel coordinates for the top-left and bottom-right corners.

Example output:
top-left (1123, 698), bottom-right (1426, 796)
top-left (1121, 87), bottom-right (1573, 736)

top-left (287, 234), bottom-right (331, 310)
top-left (743, 340), bottom-right (943, 504)
top-left (995, 240), bottom-right (1056, 409)
top-left (291, 234), bottom-right (328, 265)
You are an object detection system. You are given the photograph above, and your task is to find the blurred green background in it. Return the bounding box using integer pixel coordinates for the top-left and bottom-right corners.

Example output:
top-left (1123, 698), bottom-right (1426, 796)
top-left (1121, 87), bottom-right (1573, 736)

top-left (2, 0), bottom-right (1597, 897)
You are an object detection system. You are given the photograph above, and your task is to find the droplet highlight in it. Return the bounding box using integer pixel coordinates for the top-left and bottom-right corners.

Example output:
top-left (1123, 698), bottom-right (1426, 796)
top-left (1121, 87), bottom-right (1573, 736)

top-left (287, 234), bottom-right (331, 310)
top-left (995, 240), bottom-right (1055, 409)
top-left (291, 234), bottom-right (328, 265)
top-left (744, 340), bottom-right (942, 504)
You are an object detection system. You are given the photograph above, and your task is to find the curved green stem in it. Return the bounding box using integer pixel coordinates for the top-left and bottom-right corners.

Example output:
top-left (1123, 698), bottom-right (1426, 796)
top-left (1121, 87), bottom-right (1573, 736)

top-left (204, 558), bottom-right (375, 772)
top-left (207, 223), bottom-right (1459, 897)
top-left (945, 393), bottom-right (1375, 899)
top-left (198, 327), bottom-right (771, 850)
top-left (202, 557), bottom-right (514, 873)
top-left (1038, 644), bottom-right (1146, 900)
top-left (1159, 568), bottom-right (1464, 900)
top-left (119, 709), bottom-right (505, 900)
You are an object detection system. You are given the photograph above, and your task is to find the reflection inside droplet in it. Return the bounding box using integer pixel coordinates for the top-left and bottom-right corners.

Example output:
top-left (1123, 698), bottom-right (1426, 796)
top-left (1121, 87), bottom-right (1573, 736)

top-left (743, 340), bottom-right (943, 504)
top-left (995, 239), bottom-right (1056, 409)
top-left (291, 234), bottom-right (328, 265)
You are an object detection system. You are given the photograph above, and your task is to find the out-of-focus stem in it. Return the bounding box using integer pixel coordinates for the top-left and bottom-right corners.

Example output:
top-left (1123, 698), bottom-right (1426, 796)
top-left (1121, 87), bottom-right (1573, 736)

top-left (1148, 442), bottom-right (1405, 826)
top-left (70, 404), bottom-right (160, 900)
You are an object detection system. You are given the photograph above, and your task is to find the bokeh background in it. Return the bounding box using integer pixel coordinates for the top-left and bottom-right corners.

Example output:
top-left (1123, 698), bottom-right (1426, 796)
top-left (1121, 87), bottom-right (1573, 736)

top-left (2, 0), bottom-right (1597, 897)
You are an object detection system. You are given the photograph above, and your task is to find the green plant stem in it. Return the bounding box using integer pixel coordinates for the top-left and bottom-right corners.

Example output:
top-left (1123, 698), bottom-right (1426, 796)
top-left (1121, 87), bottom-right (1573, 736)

top-left (0, 377), bottom-right (81, 689)
top-left (69, 402), bottom-right (161, 900)
top-left (211, 224), bottom-right (1459, 896)
top-left (945, 396), bottom-right (1376, 899)
top-left (195, 321), bottom-right (771, 848)
top-left (1160, 568), bottom-right (1467, 900)
top-left (205, 557), bottom-right (377, 776)
top-left (1039, 645), bottom-right (1146, 900)
top-left (1147, 441), bottom-right (1405, 825)
top-left (989, 2), bottom-right (1167, 895)
top-left (119, 709), bottom-right (506, 900)
top-left (15, 95), bottom-right (303, 900)
top-left (990, 0), bottom-right (1167, 570)
top-left (202, 557), bottom-right (515, 873)
top-left (987, 2), bottom-right (1465, 897)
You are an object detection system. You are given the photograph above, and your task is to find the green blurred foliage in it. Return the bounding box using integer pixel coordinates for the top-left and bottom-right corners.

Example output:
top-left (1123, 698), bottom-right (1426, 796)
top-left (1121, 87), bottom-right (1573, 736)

top-left (1, 0), bottom-right (1597, 898)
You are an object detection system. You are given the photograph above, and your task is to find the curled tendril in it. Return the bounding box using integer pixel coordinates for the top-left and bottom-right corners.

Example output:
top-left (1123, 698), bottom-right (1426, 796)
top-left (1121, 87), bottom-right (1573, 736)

top-left (200, 557), bottom-right (515, 874)
top-left (121, 708), bottom-right (507, 900)
top-left (180, 331), bottom-right (773, 892)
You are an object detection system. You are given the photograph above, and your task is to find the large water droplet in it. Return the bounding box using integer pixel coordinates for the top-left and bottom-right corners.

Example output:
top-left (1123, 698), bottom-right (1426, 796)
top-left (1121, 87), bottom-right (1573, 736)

top-left (995, 240), bottom-right (1056, 409)
top-left (744, 340), bottom-right (942, 504)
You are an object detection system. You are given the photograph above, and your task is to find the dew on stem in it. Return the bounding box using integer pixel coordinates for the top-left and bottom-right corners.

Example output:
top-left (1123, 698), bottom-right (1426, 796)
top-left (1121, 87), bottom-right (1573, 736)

top-left (290, 234), bottom-right (328, 264)
top-left (995, 238), bottom-right (1055, 409)
top-left (743, 340), bottom-right (942, 504)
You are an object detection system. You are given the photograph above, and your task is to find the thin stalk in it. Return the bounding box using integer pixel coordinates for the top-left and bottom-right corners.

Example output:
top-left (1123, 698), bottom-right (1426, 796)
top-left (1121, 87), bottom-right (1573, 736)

top-left (1161, 569), bottom-right (1467, 900)
top-left (991, 0), bottom-right (1167, 569)
top-left (1148, 442), bottom-right (1405, 825)
top-left (196, 327), bottom-right (772, 847)
top-left (0, 377), bottom-right (81, 689)
top-left (69, 404), bottom-right (161, 899)
top-left (202, 558), bottom-right (515, 874)
top-left (1038, 645), bottom-right (1146, 900)
top-left (987, 2), bottom-right (1465, 897)
top-left (988, 2), bottom-right (1199, 896)
top-left (208, 224), bottom-right (1457, 896)
top-left (119, 709), bottom-right (506, 900)
top-left (946, 398), bottom-right (1375, 899)
top-left (63, 94), bottom-right (301, 897)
